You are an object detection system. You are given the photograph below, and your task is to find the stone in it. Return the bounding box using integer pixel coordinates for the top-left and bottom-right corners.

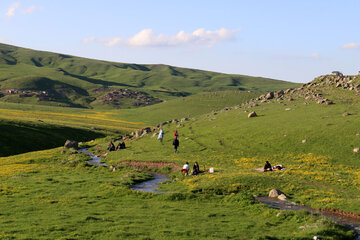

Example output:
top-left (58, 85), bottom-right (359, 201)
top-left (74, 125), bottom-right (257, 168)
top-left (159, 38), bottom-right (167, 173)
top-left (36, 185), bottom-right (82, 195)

top-left (64, 140), bottom-right (79, 150)
top-left (248, 111), bottom-right (257, 118)
top-left (278, 194), bottom-right (287, 201)
top-left (302, 139), bottom-right (307, 143)
top-left (269, 189), bottom-right (284, 198)
top-left (353, 148), bottom-right (360, 153)
top-left (265, 92), bottom-right (274, 99)
top-left (342, 112), bottom-right (350, 117)
top-left (285, 108), bottom-right (292, 111)
top-left (180, 117), bottom-right (188, 122)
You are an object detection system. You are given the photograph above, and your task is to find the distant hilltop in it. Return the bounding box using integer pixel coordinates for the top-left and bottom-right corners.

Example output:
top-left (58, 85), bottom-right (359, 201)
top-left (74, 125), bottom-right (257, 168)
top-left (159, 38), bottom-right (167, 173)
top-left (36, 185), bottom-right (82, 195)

top-left (0, 43), bottom-right (299, 109)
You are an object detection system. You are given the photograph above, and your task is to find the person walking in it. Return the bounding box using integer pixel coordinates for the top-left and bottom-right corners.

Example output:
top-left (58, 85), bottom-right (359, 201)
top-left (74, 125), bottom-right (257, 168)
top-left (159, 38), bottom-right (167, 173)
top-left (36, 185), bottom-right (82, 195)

top-left (173, 137), bottom-right (179, 153)
top-left (157, 128), bottom-right (164, 143)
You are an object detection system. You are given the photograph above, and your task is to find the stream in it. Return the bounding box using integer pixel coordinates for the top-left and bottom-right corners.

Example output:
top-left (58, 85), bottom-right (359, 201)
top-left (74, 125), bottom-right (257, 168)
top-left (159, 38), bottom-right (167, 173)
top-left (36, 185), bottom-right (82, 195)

top-left (130, 173), bottom-right (169, 193)
top-left (256, 196), bottom-right (360, 239)
top-left (78, 148), bottom-right (109, 167)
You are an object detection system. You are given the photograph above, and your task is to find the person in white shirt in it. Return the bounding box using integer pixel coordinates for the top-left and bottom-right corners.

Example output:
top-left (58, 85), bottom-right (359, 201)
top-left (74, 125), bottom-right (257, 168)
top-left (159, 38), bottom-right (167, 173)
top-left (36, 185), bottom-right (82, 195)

top-left (182, 162), bottom-right (190, 176)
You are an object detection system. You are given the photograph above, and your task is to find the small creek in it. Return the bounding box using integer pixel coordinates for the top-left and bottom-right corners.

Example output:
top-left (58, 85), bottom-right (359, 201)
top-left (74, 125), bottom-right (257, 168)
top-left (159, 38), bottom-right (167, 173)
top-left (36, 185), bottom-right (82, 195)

top-left (256, 196), bottom-right (360, 239)
top-left (79, 148), bottom-right (168, 193)
top-left (78, 148), bottom-right (109, 167)
top-left (130, 173), bottom-right (169, 193)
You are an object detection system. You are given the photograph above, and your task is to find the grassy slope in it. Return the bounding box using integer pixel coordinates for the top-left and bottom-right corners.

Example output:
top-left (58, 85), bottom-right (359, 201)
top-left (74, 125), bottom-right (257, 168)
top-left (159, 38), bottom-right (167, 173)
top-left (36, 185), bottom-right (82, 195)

top-left (0, 90), bottom-right (257, 156)
top-left (0, 77), bottom-right (359, 239)
top-left (102, 79), bottom-right (360, 215)
top-left (0, 119), bottom-right (106, 157)
top-left (0, 43), bottom-right (299, 108)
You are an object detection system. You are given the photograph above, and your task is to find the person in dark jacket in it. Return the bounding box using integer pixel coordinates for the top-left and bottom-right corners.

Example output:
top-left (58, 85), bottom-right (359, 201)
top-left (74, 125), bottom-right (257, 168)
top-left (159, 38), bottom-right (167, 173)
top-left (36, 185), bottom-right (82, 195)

top-left (173, 137), bottom-right (179, 153)
top-left (107, 141), bottom-right (115, 151)
top-left (192, 162), bottom-right (200, 175)
top-left (264, 161), bottom-right (272, 172)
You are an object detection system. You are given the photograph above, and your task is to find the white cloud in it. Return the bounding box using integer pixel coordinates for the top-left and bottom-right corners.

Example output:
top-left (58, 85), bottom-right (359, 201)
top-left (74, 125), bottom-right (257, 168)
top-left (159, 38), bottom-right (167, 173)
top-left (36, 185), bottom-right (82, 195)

top-left (83, 28), bottom-right (239, 48)
top-left (342, 42), bottom-right (360, 49)
top-left (82, 37), bottom-right (122, 47)
top-left (21, 5), bottom-right (36, 14)
top-left (127, 28), bottom-right (239, 47)
top-left (6, 2), bottom-right (20, 18)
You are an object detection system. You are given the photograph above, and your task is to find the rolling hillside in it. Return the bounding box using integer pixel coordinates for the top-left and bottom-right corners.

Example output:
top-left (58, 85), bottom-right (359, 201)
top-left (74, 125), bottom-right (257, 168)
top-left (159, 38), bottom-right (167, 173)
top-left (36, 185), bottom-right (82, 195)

top-left (0, 43), bottom-right (299, 108)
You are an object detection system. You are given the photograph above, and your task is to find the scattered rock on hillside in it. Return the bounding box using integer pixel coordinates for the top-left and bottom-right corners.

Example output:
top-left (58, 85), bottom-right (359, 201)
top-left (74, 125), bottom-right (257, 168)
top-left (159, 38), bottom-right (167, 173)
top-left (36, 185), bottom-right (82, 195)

top-left (353, 148), bottom-right (360, 153)
top-left (64, 140), bottom-right (79, 150)
top-left (265, 92), bottom-right (274, 100)
top-left (285, 108), bottom-right (292, 111)
top-left (302, 139), bottom-right (307, 143)
top-left (269, 189), bottom-right (284, 198)
top-left (248, 111), bottom-right (257, 118)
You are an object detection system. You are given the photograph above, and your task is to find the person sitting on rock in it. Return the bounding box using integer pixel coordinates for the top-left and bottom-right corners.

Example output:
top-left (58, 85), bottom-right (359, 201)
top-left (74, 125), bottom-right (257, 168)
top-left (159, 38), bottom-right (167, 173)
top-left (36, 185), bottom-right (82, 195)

top-left (107, 141), bottom-right (115, 151)
top-left (264, 161), bottom-right (272, 172)
top-left (182, 162), bottom-right (190, 176)
top-left (121, 141), bottom-right (126, 149)
top-left (192, 162), bottom-right (200, 175)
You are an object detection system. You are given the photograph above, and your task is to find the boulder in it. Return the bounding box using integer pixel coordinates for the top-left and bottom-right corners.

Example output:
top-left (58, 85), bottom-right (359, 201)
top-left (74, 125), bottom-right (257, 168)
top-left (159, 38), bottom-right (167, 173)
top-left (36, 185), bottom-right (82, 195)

top-left (269, 189), bottom-right (284, 198)
top-left (64, 140), bottom-right (79, 150)
top-left (353, 148), bottom-right (360, 153)
top-left (248, 111), bottom-right (257, 118)
top-left (265, 92), bottom-right (274, 100)
top-left (302, 139), bottom-right (307, 143)
top-left (342, 112), bottom-right (350, 117)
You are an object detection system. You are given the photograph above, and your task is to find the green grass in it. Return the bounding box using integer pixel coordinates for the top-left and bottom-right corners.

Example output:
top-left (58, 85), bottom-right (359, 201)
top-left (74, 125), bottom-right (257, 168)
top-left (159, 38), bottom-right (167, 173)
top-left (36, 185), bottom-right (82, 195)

top-left (0, 76), bottom-right (360, 239)
top-left (0, 119), bottom-right (105, 157)
top-left (0, 43), bottom-right (299, 108)
top-left (0, 148), bottom-right (354, 240)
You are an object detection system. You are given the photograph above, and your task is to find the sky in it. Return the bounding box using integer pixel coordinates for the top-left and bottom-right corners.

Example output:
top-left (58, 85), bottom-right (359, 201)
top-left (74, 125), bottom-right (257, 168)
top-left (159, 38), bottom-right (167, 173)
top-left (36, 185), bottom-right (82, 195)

top-left (0, 0), bottom-right (359, 83)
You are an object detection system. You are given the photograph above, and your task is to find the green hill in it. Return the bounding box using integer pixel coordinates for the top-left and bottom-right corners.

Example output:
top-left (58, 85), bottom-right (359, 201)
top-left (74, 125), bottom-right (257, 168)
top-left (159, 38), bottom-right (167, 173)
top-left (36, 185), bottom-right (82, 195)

top-left (0, 43), bottom-right (299, 108)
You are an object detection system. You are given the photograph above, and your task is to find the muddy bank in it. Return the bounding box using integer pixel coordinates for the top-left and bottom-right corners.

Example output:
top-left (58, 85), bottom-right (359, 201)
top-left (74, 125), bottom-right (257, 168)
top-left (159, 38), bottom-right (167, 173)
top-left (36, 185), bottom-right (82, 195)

top-left (117, 160), bottom-right (181, 171)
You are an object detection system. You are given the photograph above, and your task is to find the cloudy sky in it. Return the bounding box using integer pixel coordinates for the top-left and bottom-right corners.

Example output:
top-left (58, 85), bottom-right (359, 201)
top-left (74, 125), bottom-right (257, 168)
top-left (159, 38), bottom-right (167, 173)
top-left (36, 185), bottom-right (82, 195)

top-left (1, 0), bottom-right (359, 83)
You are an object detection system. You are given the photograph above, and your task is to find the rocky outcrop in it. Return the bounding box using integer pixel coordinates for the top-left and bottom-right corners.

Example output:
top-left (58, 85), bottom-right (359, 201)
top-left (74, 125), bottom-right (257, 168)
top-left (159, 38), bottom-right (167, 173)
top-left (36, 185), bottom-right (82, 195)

top-left (64, 140), bottom-right (79, 149)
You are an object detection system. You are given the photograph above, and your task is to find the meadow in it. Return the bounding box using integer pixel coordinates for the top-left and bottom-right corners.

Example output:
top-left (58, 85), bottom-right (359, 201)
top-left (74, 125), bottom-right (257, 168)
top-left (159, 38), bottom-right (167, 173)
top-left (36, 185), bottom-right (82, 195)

top-left (1, 76), bottom-right (360, 239)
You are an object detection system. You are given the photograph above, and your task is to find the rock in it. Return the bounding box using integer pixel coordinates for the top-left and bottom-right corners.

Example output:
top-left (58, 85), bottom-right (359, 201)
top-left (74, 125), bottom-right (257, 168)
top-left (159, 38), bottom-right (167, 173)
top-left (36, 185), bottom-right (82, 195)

top-left (278, 194), bottom-right (287, 201)
top-left (353, 148), bottom-right (360, 153)
top-left (265, 92), bottom-right (274, 100)
top-left (285, 108), bottom-right (292, 111)
top-left (64, 140), bottom-right (79, 150)
top-left (287, 97), bottom-right (293, 102)
top-left (302, 139), bottom-right (307, 143)
top-left (269, 189), bottom-right (284, 198)
top-left (356, 133), bottom-right (360, 136)
top-left (143, 127), bottom-right (152, 133)
top-left (180, 117), bottom-right (188, 122)
top-left (342, 112), bottom-right (350, 117)
top-left (248, 111), bottom-right (257, 118)
top-left (276, 212), bottom-right (282, 217)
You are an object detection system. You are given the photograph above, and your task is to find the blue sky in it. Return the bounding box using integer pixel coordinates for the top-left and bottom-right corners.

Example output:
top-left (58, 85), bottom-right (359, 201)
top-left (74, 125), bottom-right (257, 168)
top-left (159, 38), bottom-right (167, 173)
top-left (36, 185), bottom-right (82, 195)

top-left (1, 0), bottom-right (359, 83)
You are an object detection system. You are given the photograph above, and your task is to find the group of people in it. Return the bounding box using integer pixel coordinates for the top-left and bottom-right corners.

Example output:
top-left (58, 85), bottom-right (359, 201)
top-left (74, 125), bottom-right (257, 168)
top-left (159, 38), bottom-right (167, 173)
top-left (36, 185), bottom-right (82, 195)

top-left (106, 141), bottom-right (126, 151)
top-left (157, 129), bottom-right (180, 153)
top-left (264, 161), bottom-right (284, 172)
top-left (182, 161), bottom-right (200, 176)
